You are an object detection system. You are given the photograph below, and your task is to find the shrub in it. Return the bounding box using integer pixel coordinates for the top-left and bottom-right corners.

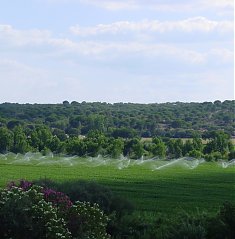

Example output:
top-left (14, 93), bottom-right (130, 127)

top-left (162, 211), bottom-right (207, 239)
top-left (1, 180), bottom-right (110, 239)
top-left (206, 202), bottom-right (235, 239)
top-left (34, 179), bottom-right (134, 216)
top-left (0, 185), bottom-right (71, 239)
top-left (108, 213), bottom-right (154, 239)
top-left (66, 201), bottom-right (110, 239)
top-left (168, 221), bottom-right (206, 239)
top-left (34, 179), bottom-right (134, 238)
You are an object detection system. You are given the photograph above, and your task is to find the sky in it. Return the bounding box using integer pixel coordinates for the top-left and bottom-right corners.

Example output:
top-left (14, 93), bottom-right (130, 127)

top-left (0, 0), bottom-right (234, 103)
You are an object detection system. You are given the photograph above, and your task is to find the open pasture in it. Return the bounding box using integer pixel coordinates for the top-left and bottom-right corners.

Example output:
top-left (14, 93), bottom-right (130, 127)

top-left (0, 153), bottom-right (234, 214)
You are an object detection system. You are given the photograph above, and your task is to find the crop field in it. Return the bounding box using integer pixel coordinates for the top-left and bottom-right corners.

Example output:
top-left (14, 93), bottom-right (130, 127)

top-left (0, 153), bottom-right (234, 214)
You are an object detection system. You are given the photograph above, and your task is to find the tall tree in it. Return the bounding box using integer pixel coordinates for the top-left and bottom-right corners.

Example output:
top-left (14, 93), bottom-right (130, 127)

top-left (0, 127), bottom-right (13, 153)
top-left (151, 137), bottom-right (167, 158)
top-left (29, 126), bottom-right (53, 151)
top-left (12, 126), bottom-right (29, 154)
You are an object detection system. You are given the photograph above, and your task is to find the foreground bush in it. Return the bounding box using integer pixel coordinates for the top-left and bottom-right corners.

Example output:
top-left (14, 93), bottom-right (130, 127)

top-left (206, 202), bottom-right (235, 239)
top-left (34, 179), bottom-right (134, 217)
top-left (1, 179), bottom-right (234, 239)
top-left (34, 179), bottom-right (135, 238)
top-left (0, 180), bottom-right (110, 239)
top-left (0, 185), bottom-right (70, 239)
top-left (113, 205), bottom-right (235, 239)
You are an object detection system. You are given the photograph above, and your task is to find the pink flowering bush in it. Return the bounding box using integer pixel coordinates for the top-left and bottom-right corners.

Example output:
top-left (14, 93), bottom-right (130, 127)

top-left (0, 185), bottom-right (71, 239)
top-left (1, 180), bottom-right (110, 239)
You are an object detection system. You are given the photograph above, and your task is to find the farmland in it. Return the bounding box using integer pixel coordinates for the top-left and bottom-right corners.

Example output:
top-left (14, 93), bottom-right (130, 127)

top-left (0, 153), bottom-right (234, 214)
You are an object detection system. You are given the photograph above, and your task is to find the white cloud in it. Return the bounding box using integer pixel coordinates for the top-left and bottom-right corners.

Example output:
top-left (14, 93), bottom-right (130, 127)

top-left (0, 24), bottom-right (232, 68)
top-left (42, 0), bottom-right (139, 10)
top-left (79, 0), bottom-right (138, 10)
top-left (209, 48), bottom-right (234, 63)
top-left (70, 17), bottom-right (233, 36)
top-left (205, 0), bottom-right (234, 8)
top-left (77, 0), bottom-right (234, 12)
top-left (1, 21), bottom-right (232, 63)
top-left (38, 0), bottom-right (234, 14)
top-left (0, 25), bottom-right (51, 46)
top-left (0, 22), bottom-right (233, 85)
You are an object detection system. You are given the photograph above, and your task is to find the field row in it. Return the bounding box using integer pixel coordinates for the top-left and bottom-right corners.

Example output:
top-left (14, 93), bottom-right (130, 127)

top-left (0, 155), bottom-right (234, 214)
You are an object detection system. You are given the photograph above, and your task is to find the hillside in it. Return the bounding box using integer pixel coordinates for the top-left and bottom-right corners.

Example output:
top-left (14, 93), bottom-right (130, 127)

top-left (0, 100), bottom-right (234, 138)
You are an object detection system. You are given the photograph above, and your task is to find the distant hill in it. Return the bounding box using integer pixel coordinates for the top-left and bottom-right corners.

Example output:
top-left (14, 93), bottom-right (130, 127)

top-left (0, 100), bottom-right (234, 137)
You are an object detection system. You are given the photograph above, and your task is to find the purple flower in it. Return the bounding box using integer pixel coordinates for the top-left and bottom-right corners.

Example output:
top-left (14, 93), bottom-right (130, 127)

top-left (7, 179), bottom-right (32, 191)
top-left (7, 179), bottom-right (73, 212)
top-left (42, 188), bottom-right (73, 211)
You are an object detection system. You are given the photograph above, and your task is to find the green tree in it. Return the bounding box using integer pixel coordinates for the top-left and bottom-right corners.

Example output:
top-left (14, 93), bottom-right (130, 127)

top-left (66, 138), bottom-right (86, 156)
top-left (29, 126), bottom-right (53, 151)
top-left (151, 137), bottom-right (167, 158)
top-left (0, 127), bottom-right (13, 153)
top-left (124, 138), bottom-right (144, 159)
top-left (84, 131), bottom-right (108, 157)
top-left (12, 126), bottom-right (30, 154)
top-left (188, 149), bottom-right (202, 158)
top-left (183, 140), bottom-right (194, 156)
top-left (107, 138), bottom-right (124, 158)
top-left (204, 131), bottom-right (231, 158)
top-left (48, 136), bottom-right (63, 153)
top-left (7, 120), bottom-right (21, 130)
top-left (183, 136), bottom-right (203, 157)
top-left (192, 136), bottom-right (203, 152)
top-left (167, 139), bottom-right (184, 158)
top-left (87, 114), bottom-right (106, 132)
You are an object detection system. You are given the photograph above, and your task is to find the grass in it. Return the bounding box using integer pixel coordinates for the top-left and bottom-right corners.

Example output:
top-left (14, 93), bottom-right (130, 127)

top-left (0, 154), bottom-right (234, 214)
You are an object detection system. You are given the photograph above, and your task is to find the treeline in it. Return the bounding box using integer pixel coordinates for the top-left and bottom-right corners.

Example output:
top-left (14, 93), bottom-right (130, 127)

top-left (0, 100), bottom-right (234, 138)
top-left (0, 125), bottom-right (234, 160)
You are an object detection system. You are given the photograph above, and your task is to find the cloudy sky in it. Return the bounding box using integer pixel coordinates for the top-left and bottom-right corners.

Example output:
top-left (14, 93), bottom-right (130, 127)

top-left (0, 0), bottom-right (234, 103)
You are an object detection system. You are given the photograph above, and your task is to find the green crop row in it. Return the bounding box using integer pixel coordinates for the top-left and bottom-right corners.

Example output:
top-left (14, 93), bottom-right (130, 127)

top-left (0, 158), bottom-right (234, 214)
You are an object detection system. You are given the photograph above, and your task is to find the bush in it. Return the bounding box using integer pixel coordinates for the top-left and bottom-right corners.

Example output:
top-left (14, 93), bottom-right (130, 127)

top-left (0, 185), bottom-right (71, 239)
top-left (165, 211), bottom-right (207, 239)
top-left (108, 213), bottom-right (155, 239)
top-left (168, 221), bottom-right (206, 239)
top-left (6, 179), bottom-right (233, 239)
top-left (1, 180), bottom-right (110, 239)
top-left (34, 179), bottom-right (134, 216)
top-left (206, 202), bottom-right (235, 239)
top-left (34, 179), bottom-right (134, 238)
top-left (66, 201), bottom-right (110, 239)
top-left (219, 201), bottom-right (235, 239)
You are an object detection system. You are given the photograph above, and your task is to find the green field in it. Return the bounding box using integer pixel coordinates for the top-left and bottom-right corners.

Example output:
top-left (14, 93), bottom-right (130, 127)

top-left (0, 153), bottom-right (234, 214)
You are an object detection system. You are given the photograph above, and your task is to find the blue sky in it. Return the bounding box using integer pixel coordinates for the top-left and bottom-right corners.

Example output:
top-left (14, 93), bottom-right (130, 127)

top-left (0, 0), bottom-right (234, 103)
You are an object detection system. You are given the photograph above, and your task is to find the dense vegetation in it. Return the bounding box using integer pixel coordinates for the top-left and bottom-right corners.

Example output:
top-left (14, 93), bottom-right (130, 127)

top-left (0, 180), bottom-right (110, 239)
top-left (0, 100), bottom-right (234, 160)
top-left (0, 100), bottom-right (234, 138)
top-left (1, 178), bottom-right (235, 239)
top-left (0, 125), bottom-right (234, 160)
